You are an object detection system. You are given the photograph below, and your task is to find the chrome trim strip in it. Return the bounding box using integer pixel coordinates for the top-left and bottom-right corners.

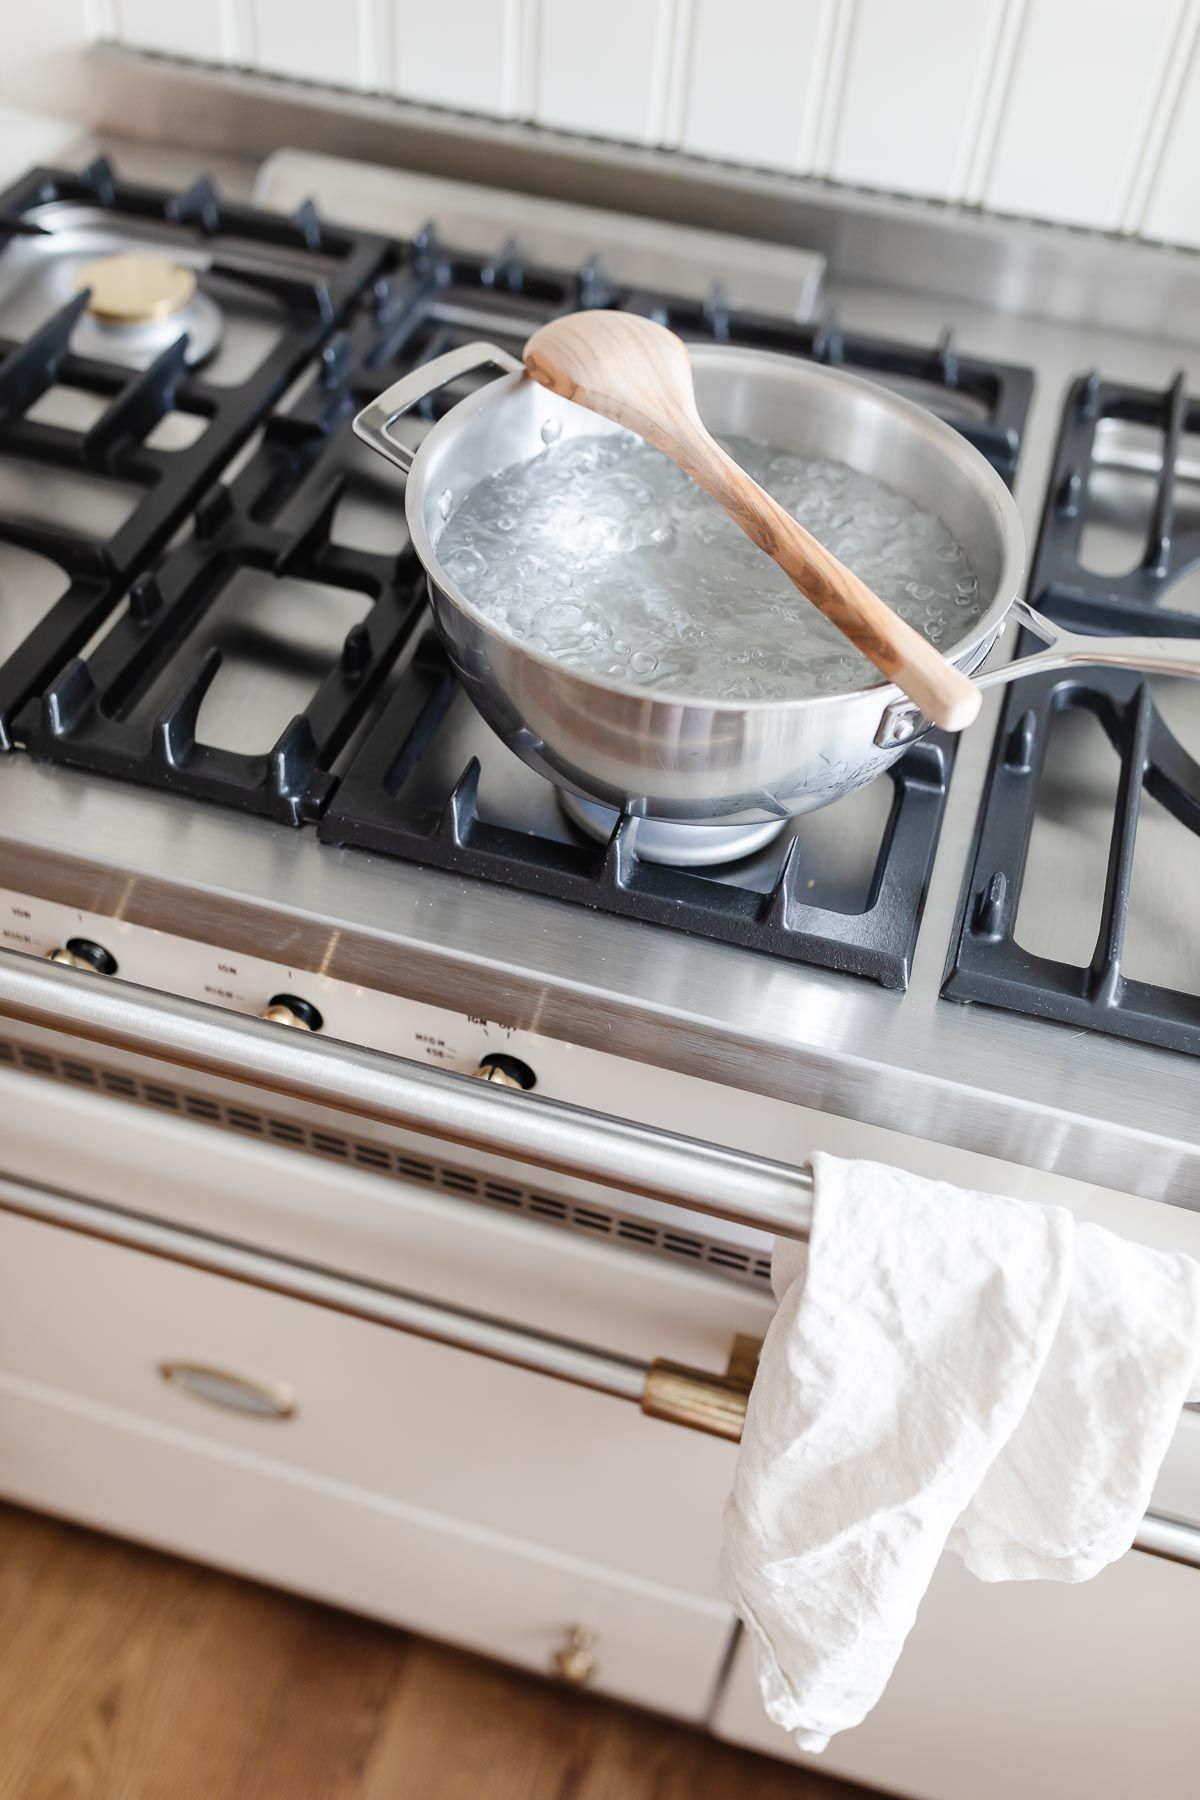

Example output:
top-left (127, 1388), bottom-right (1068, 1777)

top-left (0, 949), bottom-right (814, 1241)
top-left (2, 1172), bottom-right (1194, 1570)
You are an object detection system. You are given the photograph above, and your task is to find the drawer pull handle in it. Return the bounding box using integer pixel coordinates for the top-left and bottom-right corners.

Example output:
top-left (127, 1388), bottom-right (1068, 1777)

top-left (157, 1361), bottom-right (296, 1421)
top-left (551, 1626), bottom-right (596, 1685)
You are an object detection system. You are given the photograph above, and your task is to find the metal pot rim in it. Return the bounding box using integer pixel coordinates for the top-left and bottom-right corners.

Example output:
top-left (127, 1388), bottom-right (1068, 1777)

top-left (405, 345), bottom-right (1026, 718)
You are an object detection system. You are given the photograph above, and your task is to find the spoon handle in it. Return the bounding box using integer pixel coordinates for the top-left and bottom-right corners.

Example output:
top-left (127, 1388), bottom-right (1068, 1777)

top-left (678, 432), bottom-right (982, 733)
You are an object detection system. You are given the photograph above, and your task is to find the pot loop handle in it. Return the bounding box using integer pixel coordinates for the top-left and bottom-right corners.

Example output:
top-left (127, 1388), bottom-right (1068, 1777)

top-left (352, 342), bottom-right (526, 477)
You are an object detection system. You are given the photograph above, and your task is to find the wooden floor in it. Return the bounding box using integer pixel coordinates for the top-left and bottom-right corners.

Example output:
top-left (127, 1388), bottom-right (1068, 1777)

top-left (0, 1503), bottom-right (873, 1800)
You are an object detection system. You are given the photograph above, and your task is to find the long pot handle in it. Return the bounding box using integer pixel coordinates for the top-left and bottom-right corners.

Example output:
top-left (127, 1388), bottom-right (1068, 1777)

top-left (352, 341), bottom-right (525, 476)
top-left (973, 597), bottom-right (1200, 689)
top-left (876, 598), bottom-right (1200, 747)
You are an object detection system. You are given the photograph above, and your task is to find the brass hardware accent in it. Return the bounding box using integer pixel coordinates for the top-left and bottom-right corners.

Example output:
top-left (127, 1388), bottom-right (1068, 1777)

top-left (77, 252), bottom-right (196, 323)
top-left (724, 1333), bottom-right (762, 1390)
top-left (261, 1003), bottom-right (314, 1031)
top-left (46, 947), bottom-right (96, 972)
top-left (262, 995), bottom-right (324, 1032)
top-left (551, 1626), bottom-right (596, 1685)
top-left (45, 937), bottom-right (118, 976)
top-left (472, 1054), bottom-right (536, 1090)
top-left (641, 1334), bottom-right (761, 1441)
top-left (158, 1361), bottom-right (296, 1420)
top-left (475, 1062), bottom-right (520, 1087)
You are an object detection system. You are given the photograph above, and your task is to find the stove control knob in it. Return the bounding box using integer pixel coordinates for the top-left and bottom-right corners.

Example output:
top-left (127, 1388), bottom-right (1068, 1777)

top-left (260, 995), bottom-right (323, 1033)
top-left (473, 1053), bottom-right (536, 1090)
top-left (46, 937), bottom-right (118, 976)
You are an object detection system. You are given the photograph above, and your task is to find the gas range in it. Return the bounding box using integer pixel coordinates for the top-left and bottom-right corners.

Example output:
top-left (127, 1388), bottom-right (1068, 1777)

top-left (0, 155), bottom-right (1033, 991)
top-left (1, 147), bottom-right (1199, 1219)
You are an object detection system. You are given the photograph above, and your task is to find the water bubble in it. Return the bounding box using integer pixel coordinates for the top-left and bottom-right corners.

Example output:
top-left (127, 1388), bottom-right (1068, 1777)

top-left (443, 544), bottom-right (487, 580)
top-left (532, 600), bottom-right (585, 645)
top-left (435, 429), bottom-right (981, 700)
top-left (540, 416), bottom-right (562, 445)
top-left (438, 488), bottom-right (454, 520)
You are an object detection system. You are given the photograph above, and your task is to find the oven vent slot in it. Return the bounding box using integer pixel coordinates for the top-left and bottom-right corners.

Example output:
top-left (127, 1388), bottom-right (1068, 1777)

top-left (0, 1037), bottom-right (773, 1290)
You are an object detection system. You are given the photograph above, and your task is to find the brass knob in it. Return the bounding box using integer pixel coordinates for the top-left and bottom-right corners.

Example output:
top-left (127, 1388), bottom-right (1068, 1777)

top-left (473, 1053), bottom-right (536, 1090)
top-left (551, 1626), bottom-right (596, 1685)
top-left (47, 947), bottom-right (95, 972)
top-left (46, 937), bottom-right (117, 976)
top-left (261, 1004), bottom-right (311, 1030)
top-left (260, 995), bottom-right (323, 1032)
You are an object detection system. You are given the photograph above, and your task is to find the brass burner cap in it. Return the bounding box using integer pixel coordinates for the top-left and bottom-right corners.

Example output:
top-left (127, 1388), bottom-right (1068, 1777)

top-left (76, 253), bottom-right (197, 325)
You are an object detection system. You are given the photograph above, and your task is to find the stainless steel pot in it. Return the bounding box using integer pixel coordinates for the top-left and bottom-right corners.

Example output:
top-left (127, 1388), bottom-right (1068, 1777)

top-left (354, 341), bottom-right (1200, 825)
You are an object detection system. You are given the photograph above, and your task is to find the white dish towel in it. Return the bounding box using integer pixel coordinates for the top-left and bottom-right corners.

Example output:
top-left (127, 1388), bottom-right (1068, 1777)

top-left (721, 1153), bottom-right (1200, 1753)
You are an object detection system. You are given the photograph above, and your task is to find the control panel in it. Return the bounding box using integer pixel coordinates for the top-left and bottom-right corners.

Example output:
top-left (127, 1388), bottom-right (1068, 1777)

top-left (0, 886), bottom-right (1074, 1256)
top-left (0, 884), bottom-right (558, 1093)
top-left (0, 884), bottom-right (837, 1207)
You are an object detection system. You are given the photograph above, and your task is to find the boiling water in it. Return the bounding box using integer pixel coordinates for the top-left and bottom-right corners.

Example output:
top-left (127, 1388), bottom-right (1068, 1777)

top-left (436, 431), bottom-right (982, 701)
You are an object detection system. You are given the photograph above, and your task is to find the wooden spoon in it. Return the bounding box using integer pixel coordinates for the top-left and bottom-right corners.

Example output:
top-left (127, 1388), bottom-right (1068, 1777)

top-left (523, 311), bottom-right (981, 732)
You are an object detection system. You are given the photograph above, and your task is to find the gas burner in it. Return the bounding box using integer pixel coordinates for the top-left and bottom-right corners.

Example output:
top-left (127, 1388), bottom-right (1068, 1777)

top-left (72, 252), bottom-right (223, 368)
top-left (0, 157), bottom-right (386, 741)
top-left (558, 790), bottom-right (787, 867)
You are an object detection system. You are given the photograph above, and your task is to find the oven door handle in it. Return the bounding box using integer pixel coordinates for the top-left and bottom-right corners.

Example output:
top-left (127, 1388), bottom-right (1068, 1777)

top-left (0, 949), bottom-right (813, 1241)
top-left (0, 1171), bottom-right (1194, 1573)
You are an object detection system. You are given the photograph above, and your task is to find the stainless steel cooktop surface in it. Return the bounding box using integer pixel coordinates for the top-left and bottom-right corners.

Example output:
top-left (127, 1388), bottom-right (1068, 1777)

top-left (2, 144), bottom-right (1199, 1206)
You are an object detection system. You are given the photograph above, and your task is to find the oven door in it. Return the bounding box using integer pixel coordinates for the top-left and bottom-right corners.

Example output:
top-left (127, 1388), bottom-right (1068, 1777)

top-left (0, 957), bottom-right (804, 1721)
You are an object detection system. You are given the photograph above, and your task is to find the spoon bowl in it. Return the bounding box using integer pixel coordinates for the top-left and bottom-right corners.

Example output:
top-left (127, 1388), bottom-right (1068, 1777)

top-left (524, 310), bottom-right (982, 734)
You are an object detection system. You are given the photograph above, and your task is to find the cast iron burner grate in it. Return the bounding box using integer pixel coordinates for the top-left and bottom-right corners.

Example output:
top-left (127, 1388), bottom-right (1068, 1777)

top-left (14, 369), bottom-right (430, 824)
top-left (0, 158), bottom-right (387, 746)
top-left (945, 370), bottom-right (1200, 1053)
top-left (306, 235), bottom-right (1032, 989)
top-left (333, 227), bottom-right (1033, 482)
top-left (319, 631), bottom-right (954, 988)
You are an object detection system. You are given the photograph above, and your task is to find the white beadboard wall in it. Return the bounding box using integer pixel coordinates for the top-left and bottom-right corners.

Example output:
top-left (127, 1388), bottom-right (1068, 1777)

top-left (827, 0), bottom-right (1012, 201)
top-left (23, 1), bottom-right (1200, 249)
